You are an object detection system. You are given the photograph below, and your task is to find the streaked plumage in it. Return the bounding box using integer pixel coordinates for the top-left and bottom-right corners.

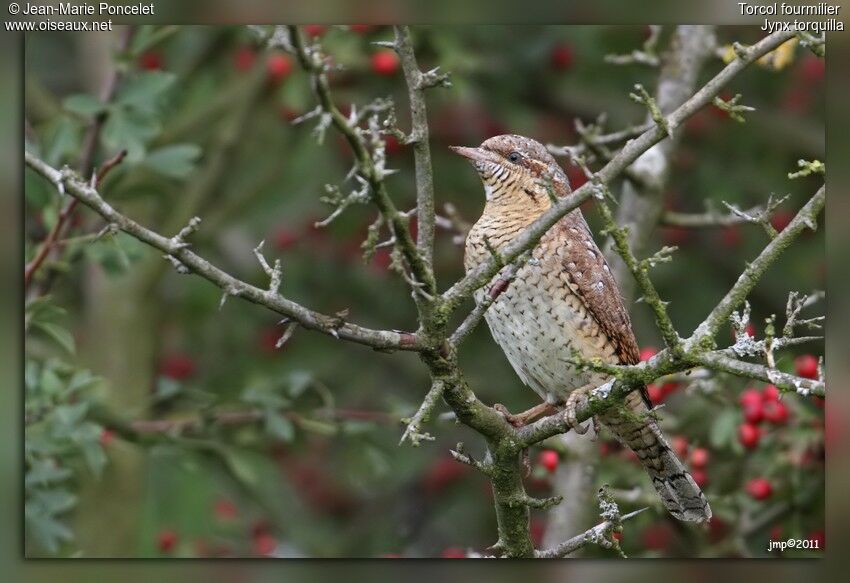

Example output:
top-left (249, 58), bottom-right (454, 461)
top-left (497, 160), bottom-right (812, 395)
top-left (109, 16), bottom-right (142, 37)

top-left (454, 134), bottom-right (710, 522)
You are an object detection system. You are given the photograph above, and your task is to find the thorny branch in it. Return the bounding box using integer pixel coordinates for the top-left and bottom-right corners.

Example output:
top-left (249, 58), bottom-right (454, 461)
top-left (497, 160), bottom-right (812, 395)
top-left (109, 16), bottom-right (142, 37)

top-left (443, 29), bottom-right (791, 316)
top-left (536, 487), bottom-right (646, 558)
top-left (24, 26), bottom-right (137, 292)
top-left (24, 28), bottom-right (824, 559)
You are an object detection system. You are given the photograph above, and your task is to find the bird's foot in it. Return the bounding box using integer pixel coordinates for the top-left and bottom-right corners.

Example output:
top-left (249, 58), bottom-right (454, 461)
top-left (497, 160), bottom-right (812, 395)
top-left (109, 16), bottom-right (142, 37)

top-left (494, 402), bottom-right (560, 428)
top-left (564, 385), bottom-right (595, 435)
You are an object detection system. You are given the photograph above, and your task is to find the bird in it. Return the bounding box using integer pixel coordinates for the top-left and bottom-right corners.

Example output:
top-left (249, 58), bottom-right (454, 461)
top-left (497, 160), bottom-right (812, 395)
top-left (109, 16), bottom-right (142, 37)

top-left (451, 134), bottom-right (711, 523)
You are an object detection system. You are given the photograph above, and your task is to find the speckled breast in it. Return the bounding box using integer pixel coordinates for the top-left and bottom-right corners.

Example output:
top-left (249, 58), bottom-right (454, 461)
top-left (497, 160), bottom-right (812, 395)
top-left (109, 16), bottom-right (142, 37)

top-left (466, 223), bottom-right (617, 404)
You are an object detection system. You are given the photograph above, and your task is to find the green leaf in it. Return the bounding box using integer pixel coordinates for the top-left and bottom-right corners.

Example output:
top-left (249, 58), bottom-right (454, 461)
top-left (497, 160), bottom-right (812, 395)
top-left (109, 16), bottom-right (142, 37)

top-left (52, 402), bottom-right (89, 428)
top-left (287, 370), bottom-right (313, 398)
top-left (221, 447), bottom-right (259, 486)
top-left (66, 369), bottom-right (99, 394)
top-left (39, 366), bottom-right (64, 396)
top-left (117, 71), bottom-right (176, 110)
top-left (154, 377), bottom-right (182, 401)
top-left (264, 411), bottom-right (295, 442)
top-left (85, 232), bottom-right (145, 276)
top-left (241, 386), bottom-right (289, 410)
top-left (296, 416), bottom-right (338, 436)
top-left (26, 296), bottom-right (67, 329)
top-left (33, 321), bottom-right (76, 355)
top-left (709, 409), bottom-right (739, 450)
top-left (144, 144), bottom-right (202, 179)
top-left (80, 441), bottom-right (108, 478)
top-left (43, 116), bottom-right (83, 167)
top-left (63, 94), bottom-right (105, 118)
top-left (31, 488), bottom-right (77, 515)
top-left (25, 505), bottom-right (74, 553)
top-left (25, 460), bottom-right (72, 487)
top-left (102, 106), bottom-right (161, 163)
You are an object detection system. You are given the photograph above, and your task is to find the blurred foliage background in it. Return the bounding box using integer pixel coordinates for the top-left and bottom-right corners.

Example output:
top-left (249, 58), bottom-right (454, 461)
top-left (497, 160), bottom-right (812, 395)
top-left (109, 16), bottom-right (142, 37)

top-left (24, 25), bottom-right (824, 558)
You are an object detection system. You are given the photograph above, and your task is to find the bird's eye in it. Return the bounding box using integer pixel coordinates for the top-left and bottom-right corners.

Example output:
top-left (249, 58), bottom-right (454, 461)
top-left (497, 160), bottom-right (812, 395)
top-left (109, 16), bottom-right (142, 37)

top-left (507, 151), bottom-right (521, 163)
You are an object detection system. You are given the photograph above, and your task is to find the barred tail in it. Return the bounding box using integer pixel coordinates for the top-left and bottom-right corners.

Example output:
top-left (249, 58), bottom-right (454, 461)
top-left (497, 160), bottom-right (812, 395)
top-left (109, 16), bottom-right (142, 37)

top-left (598, 391), bottom-right (712, 523)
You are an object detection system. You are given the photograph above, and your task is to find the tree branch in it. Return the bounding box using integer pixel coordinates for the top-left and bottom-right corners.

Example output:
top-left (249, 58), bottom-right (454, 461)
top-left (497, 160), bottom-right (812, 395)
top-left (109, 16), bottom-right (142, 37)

top-left (441, 29), bottom-right (794, 316)
top-left (393, 25), bottom-right (446, 272)
top-left (686, 185), bottom-right (825, 351)
top-left (24, 151), bottom-right (421, 352)
top-left (288, 26), bottom-right (437, 305)
top-left (24, 26), bottom-right (136, 291)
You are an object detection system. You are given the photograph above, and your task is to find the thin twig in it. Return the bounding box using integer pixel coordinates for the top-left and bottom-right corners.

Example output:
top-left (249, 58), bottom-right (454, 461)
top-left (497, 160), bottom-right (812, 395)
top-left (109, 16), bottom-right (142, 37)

top-left (25, 151), bottom-right (421, 352)
top-left (442, 30), bottom-right (794, 316)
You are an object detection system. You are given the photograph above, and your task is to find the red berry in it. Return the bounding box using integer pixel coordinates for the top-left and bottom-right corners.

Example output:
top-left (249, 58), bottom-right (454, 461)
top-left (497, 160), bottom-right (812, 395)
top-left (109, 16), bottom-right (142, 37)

top-left (279, 106), bottom-right (300, 122)
top-left (530, 519), bottom-right (545, 546)
top-left (743, 402), bottom-right (764, 424)
top-left (671, 435), bottom-right (689, 459)
top-left (770, 210), bottom-right (793, 232)
top-left (721, 226), bottom-right (742, 248)
top-left (350, 24), bottom-right (372, 34)
top-left (691, 469), bottom-right (709, 488)
top-left (708, 517), bottom-right (729, 543)
top-left (738, 423), bottom-right (760, 449)
top-left (273, 227), bottom-right (299, 250)
top-left (639, 346), bottom-right (658, 362)
top-left (138, 51), bottom-right (163, 71)
top-left (550, 44), bottom-right (574, 70)
top-left (258, 326), bottom-right (283, 353)
top-left (689, 447), bottom-right (709, 469)
top-left (647, 384), bottom-right (664, 404)
top-left (159, 353), bottom-right (196, 380)
top-left (266, 54), bottom-right (293, 83)
top-left (566, 165), bottom-right (588, 190)
top-left (685, 109), bottom-right (711, 136)
top-left (253, 533), bottom-right (277, 556)
top-left (214, 498), bottom-right (238, 520)
top-left (384, 134), bottom-right (402, 155)
top-left (422, 457), bottom-right (467, 494)
top-left (660, 382), bottom-right (679, 398)
top-left (740, 388), bottom-right (762, 407)
top-left (234, 47), bottom-right (257, 71)
top-left (622, 448), bottom-right (639, 464)
top-left (441, 546), bottom-right (466, 558)
top-left (641, 523), bottom-right (673, 551)
top-left (99, 428), bottom-right (115, 447)
top-left (795, 354), bottom-right (819, 379)
top-left (800, 54), bottom-right (825, 84)
top-left (745, 477), bottom-right (773, 500)
top-left (538, 449), bottom-right (560, 473)
top-left (157, 529), bottom-right (178, 553)
top-left (251, 519), bottom-right (271, 538)
top-left (661, 226), bottom-right (691, 246)
top-left (612, 531), bottom-right (623, 542)
top-left (303, 25), bottom-right (326, 37)
top-left (762, 384), bottom-right (781, 402)
top-left (782, 86), bottom-right (812, 114)
top-left (763, 400), bottom-right (789, 425)
top-left (371, 50), bottom-right (400, 76)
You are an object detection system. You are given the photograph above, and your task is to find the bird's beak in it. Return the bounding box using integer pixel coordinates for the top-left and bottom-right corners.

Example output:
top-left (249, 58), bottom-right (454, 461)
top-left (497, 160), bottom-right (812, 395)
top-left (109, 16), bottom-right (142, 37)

top-left (449, 146), bottom-right (490, 164)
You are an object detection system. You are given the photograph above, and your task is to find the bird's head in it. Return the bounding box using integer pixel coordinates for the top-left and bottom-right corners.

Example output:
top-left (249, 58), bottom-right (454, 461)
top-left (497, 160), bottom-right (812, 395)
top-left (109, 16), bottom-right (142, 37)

top-left (450, 134), bottom-right (571, 206)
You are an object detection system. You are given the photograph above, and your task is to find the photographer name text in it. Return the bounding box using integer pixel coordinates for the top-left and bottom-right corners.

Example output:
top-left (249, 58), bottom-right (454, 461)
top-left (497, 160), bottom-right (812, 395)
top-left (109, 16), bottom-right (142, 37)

top-left (17, 2), bottom-right (154, 16)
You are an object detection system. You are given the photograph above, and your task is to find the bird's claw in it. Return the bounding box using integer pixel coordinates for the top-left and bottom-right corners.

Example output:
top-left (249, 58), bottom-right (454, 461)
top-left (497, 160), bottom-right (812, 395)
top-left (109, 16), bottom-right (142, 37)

top-left (564, 386), bottom-right (593, 435)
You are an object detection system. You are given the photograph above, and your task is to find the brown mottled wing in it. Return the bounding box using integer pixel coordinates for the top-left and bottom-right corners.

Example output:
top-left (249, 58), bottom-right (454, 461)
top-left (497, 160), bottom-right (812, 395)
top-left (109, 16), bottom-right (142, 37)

top-left (553, 211), bottom-right (641, 366)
